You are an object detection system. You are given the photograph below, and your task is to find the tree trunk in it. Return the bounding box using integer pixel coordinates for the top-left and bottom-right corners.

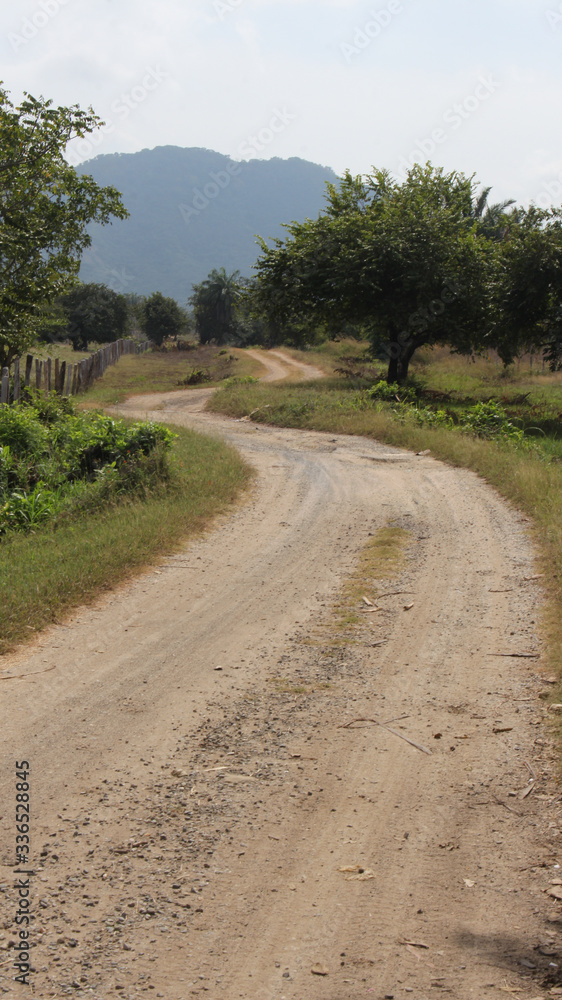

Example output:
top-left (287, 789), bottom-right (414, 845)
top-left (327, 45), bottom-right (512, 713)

top-left (385, 338), bottom-right (419, 384)
top-left (386, 354), bottom-right (399, 382)
top-left (397, 353), bottom-right (413, 382)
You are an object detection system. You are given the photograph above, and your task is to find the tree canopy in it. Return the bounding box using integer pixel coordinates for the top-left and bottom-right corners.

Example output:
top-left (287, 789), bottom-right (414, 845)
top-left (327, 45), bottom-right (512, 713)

top-left (253, 163), bottom-right (562, 380)
top-left (0, 86), bottom-right (128, 368)
top-left (61, 283), bottom-right (128, 351)
top-left (491, 206), bottom-right (562, 369)
top-left (190, 268), bottom-right (241, 344)
top-left (254, 165), bottom-right (498, 381)
top-left (143, 292), bottom-right (186, 345)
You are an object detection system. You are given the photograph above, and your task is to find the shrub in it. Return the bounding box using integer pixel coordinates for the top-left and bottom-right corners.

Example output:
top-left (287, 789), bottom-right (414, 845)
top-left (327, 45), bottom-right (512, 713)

top-left (365, 380), bottom-right (417, 403)
top-left (459, 401), bottom-right (524, 442)
top-left (0, 401), bottom-right (175, 535)
top-left (0, 405), bottom-right (49, 459)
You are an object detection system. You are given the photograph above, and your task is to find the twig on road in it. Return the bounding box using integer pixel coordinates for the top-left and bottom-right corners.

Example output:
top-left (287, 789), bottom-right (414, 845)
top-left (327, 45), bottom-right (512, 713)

top-left (491, 653), bottom-right (540, 659)
top-left (339, 717), bottom-right (432, 755)
top-left (0, 664), bottom-right (57, 681)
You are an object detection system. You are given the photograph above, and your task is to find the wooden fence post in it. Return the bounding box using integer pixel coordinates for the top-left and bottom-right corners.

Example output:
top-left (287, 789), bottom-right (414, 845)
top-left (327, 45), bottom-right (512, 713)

top-left (1, 368), bottom-right (9, 405)
top-left (13, 359), bottom-right (20, 402)
top-left (35, 359), bottom-right (41, 390)
top-left (46, 357), bottom-right (52, 392)
top-left (25, 355), bottom-right (33, 387)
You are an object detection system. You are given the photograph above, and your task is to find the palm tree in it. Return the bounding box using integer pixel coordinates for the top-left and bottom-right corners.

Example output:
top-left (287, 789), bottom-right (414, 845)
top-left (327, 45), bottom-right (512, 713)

top-left (470, 186), bottom-right (517, 241)
top-left (189, 268), bottom-right (241, 344)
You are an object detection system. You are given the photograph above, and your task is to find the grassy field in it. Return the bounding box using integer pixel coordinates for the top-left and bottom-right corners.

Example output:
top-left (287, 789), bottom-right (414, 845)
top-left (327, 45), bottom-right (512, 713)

top-left (23, 341), bottom-right (97, 364)
top-left (80, 345), bottom-right (263, 407)
top-left (209, 347), bottom-right (562, 684)
top-left (0, 424), bottom-right (253, 654)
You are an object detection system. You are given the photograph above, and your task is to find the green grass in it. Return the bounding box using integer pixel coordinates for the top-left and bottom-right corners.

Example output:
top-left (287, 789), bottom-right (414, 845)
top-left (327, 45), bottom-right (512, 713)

top-left (209, 373), bottom-right (562, 682)
top-left (24, 342), bottom-right (99, 364)
top-left (80, 347), bottom-right (262, 407)
top-left (0, 426), bottom-right (253, 654)
top-left (287, 342), bottom-right (562, 451)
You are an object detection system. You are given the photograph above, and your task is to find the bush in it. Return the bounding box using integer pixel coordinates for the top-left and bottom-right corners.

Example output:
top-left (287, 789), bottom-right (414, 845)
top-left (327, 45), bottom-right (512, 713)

top-left (0, 397), bottom-right (175, 535)
top-left (365, 380), bottom-right (417, 403)
top-left (459, 401), bottom-right (524, 442)
top-left (0, 405), bottom-right (49, 459)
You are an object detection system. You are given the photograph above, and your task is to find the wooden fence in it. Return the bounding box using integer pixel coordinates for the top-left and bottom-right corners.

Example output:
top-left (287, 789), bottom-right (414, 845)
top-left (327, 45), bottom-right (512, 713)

top-left (0, 339), bottom-right (152, 405)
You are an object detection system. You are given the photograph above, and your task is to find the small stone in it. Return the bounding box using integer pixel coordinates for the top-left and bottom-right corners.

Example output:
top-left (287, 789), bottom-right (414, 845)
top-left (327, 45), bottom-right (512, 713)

top-left (311, 964), bottom-right (329, 976)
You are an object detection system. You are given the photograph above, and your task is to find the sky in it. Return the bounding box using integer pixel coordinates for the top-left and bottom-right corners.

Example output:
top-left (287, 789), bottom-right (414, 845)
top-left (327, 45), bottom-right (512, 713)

top-left (1, 0), bottom-right (562, 207)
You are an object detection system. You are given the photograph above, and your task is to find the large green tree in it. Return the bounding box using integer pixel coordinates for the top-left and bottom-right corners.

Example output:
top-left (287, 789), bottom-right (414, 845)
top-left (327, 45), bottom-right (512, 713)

top-left (0, 86), bottom-right (128, 368)
top-left (254, 165), bottom-right (497, 382)
top-left (143, 292), bottom-right (185, 346)
top-left (61, 283), bottom-right (128, 352)
top-left (190, 268), bottom-right (241, 345)
top-left (491, 206), bottom-right (562, 370)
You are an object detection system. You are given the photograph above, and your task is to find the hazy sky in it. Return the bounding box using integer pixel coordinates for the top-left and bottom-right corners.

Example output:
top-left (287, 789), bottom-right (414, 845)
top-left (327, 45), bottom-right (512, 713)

top-left (1, 0), bottom-right (561, 206)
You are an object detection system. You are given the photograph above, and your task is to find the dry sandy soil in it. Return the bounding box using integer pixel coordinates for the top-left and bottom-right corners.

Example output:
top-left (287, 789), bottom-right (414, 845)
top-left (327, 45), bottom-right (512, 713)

top-left (1, 350), bottom-right (561, 1000)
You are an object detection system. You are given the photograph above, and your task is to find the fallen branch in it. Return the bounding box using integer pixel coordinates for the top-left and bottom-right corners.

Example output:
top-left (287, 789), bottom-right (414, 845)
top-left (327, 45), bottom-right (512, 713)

top-left (524, 760), bottom-right (537, 780)
top-left (339, 717), bottom-right (432, 755)
top-left (493, 794), bottom-right (521, 816)
top-left (491, 653), bottom-right (540, 659)
top-left (0, 664), bottom-right (57, 681)
top-left (376, 591), bottom-right (416, 598)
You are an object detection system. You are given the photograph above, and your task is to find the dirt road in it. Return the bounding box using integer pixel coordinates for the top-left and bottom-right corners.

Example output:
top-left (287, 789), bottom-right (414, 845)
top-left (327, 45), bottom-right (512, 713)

top-left (1, 351), bottom-right (560, 1000)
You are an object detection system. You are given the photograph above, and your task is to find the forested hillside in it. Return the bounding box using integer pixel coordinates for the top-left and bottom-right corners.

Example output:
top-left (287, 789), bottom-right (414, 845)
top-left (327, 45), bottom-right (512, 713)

top-left (77, 146), bottom-right (337, 302)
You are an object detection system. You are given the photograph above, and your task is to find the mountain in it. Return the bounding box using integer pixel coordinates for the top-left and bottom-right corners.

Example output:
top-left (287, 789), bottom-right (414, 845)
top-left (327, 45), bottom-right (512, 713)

top-left (77, 146), bottom-right (338, 303)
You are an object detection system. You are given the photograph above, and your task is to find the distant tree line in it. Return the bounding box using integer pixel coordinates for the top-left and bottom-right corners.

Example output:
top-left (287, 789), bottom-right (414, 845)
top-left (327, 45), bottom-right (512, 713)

top-left (38, 285), bottom-right (191, 352)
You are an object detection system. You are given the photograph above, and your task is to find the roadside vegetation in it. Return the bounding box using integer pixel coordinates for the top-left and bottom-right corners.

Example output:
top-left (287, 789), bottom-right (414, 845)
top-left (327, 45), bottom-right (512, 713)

top-left (0, 346), bottom-right (261, 653)
top-left (0, 405), bottom-right (252, 652)
top-left (210, 343), bottom-right (562, 678)
top-left (0, 392), bottom-right (174, 537)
